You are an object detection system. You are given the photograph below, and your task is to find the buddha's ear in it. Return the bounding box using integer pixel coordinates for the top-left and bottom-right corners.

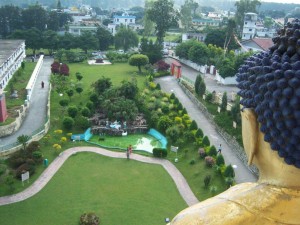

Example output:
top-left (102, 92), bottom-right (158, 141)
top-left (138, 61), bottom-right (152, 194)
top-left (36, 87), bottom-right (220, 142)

top-left (241, 108), bottom-right (259, 165)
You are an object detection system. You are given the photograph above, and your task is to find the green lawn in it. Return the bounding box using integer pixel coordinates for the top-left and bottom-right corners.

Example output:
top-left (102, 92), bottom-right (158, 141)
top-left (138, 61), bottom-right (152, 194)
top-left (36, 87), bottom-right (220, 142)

top-left (0, 152), bottom-right (187, 225)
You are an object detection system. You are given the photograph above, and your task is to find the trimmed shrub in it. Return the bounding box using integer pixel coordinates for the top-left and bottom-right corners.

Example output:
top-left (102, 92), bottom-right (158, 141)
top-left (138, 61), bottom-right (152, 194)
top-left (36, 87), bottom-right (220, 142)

top-left (189, 120), bottom-right (198, 130)
top-left (225, 177), bottom-right (235, 187)
top-left (205, 156), bottom-right (215, 167)
top-left (156, 83), bottom-right (161, 90)
top-left (67, 106), bottom-right (78, 118)
top-left (206, 93), bottom-right (213, 102)
top-left (170, 93), bottom-right (175, 99)
top-left (204, 175), bottom-right (211, 188)
top-left (216, 154), bottom-right (225, 166)
top-left (202, 136), bottom-right (210, 146)
top-left (182, 108), bottom-right (187, 114)
top-left (32, 151), bottom-right (43, 161)
top-left (81, 107), bottom-right (91, 117)
top-left (198, 148), bottom-right (206, 158)
top-left (79, 212), bottom-right (100, 225)
top-left (195, 128), bottom-right (204, 138)
top-left (75, 116), bottom-right (91, 130)
top-left (208, 145), bottom-right (217, 156)
top-left (184, 130), bottom-right (195, 142)
top-left (63, 116), bottom-right (75, 130)
top-left (153, 148), bottom-right (167, 158)
top-left (224, 164), bottom-right (235, 178)
top-left (189, 159), bottom-right (196, 165)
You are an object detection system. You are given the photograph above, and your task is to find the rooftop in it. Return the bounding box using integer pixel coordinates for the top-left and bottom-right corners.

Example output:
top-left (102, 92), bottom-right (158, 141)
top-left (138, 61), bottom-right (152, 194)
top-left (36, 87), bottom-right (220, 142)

top-left (0, 40), bottom-right (25, 67)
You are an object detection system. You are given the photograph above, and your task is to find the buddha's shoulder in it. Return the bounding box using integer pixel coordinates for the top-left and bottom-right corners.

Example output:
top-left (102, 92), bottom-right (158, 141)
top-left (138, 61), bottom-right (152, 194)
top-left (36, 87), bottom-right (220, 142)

top-left (170, 183), bottom-right (300, 225)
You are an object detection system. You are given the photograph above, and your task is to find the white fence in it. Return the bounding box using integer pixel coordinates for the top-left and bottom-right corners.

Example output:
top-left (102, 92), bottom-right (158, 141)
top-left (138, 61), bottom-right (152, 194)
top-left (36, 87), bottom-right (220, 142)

top-left (26, 55), bottom-right (44, 101)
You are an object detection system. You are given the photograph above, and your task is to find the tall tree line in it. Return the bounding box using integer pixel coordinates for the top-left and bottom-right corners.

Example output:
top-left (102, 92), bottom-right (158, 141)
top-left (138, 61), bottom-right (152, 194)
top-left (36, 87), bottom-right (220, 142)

top-left (0, 4), bottom-right (72, 38)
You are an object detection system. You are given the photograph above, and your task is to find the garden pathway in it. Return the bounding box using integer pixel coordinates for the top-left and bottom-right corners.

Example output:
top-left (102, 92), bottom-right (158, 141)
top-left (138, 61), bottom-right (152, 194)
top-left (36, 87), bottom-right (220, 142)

top-left (156, 76), bottom-right (257, 184)
top-left (0, 146), bottom-right (199, 207)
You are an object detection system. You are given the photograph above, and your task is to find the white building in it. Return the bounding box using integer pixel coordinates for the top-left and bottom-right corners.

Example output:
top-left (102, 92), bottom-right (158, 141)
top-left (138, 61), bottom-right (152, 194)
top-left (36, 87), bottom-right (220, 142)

top-left (0, 40), bottom-right (26, 90)
top-left (108, 12), bottom-right (138, 36)
top-left (182, 33), bottom-right (207, 42)
top-left (242, 13), bottom-right (257, 40)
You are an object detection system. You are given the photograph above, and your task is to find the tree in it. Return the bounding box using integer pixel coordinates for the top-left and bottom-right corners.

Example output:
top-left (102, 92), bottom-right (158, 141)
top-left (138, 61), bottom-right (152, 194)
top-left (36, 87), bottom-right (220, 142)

top-left (78, 31), bottom-right (98, 54)
top-left (17, 134), bottom-right (30, 151)
top-left (92, 77), bottom-right (112, 95)
top-left (119, 80), bottom-right (139, 100)
top-left (58, 33), bottom-right (76, 50)
top-left (198, 80), bottom-right (206, 98)
top-left (143, 0), bottom-right (155, 37)
top-left (75, 87), bottom-right (83, 96)
top-left (60, 63), bottom-right (69, 76)
top-left (195, 74), bottom-right (203, 95)
top-left (140, 38), bottom-right (162, 64)
top-left (235, 0), bottom-right (261, 30)
top-left (66, 89), bottom-right (74, 101)
top-left (96, 26), bottom-right (113, 51)
top-left (175, 39), bottom-right (198, 59)
top-left (166, 125), bottom-right (181, 143)
top-left (59, 99), bottom-right (69, 109)
top-left (68, 106), bottom-right (78, 118)
top-left (63, 116), bottom-right (74, 130)
top-left (221, 92), bottom-right (228, 112)
top-left (188, 42), bottom-right (209, 65)
top-left (114, 25), bottom-right (139, 51)
top-left (128, 54), bottom-right (149, 73)
top-left (76, 72), bottom-right (83, 82)
top-left (157, 115), bottom-right (173, 133)
top-left (22, 5), bottom-right (48, 31)
top-left (0, 5), bottom-right (22, 38)
top-left (147, 0), bottom-right (178, 44)
top-left (42, 30), bottom-right (59, 55)
top-left (180, 0), bottom-right (194, 32)
top-left (224, 19), bottom-right (237, 54)
top-left (189, 120), bottom-right (198, 130)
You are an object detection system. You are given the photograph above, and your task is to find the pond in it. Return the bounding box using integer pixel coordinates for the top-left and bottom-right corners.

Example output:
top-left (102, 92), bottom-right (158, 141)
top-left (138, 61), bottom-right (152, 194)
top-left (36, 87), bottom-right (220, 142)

top-left (89, 134), bottom-right (162, 153)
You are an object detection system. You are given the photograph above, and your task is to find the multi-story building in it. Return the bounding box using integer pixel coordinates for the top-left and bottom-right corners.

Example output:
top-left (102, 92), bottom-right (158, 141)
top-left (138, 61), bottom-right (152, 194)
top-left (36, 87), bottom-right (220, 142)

top-left (192, 18), bottom-right (220, 28)
top-left (242, 13), bottom-right (257, 40)
top-left (0, 40), bottom-right (26, 90)
top-left (108, 12), bottom-right (140, 36)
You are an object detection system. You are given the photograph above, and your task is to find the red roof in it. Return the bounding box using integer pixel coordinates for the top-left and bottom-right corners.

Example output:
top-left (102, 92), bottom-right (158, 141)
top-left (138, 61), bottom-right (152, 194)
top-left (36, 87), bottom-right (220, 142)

top-left (171, 60), bottom-right (181, 67)
top-left (252, 38), bottom-right (274, 51)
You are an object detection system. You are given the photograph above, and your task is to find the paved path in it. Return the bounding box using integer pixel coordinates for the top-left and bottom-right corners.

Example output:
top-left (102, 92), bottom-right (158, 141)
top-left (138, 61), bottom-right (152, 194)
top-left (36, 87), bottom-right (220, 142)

top-left (1, 57), bottom-right (53, 147)
top-left (156, 76), bottom-right (257, 184)
top-left (0, 146), bottom-right (199, 207)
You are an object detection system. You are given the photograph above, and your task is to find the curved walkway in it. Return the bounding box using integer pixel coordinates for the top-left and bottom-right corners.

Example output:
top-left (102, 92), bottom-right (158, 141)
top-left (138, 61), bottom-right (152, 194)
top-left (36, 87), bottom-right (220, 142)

top-left (0, 146), bottom-right (199, 207)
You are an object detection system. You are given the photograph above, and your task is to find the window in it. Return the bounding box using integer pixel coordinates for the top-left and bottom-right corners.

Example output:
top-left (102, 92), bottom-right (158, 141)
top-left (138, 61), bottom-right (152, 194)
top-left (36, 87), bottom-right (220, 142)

top-left (245, 22), bottom-right (248, 25)
top-left (125, 19), bottom-right (127, 22)
top-left (249, 29), bottom-right (252, 31)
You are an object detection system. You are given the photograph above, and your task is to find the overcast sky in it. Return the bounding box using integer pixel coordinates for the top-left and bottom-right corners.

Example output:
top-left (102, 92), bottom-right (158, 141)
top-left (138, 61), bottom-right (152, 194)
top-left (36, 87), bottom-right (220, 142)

top-left (262, 0), bottom-right (300, 4)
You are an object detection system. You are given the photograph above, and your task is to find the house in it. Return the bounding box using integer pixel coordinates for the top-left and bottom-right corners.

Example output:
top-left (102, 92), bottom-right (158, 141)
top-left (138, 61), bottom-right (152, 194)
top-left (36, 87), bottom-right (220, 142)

top-left (108, 12), bottom-right (143, 36)
top-left (240, 37), bottom-right (274, 52)
top-left (242, 12), bottom-right (257, 40)
top-left (182, 33), bottom-right (207, 42)
top-left (192, 18), bottom-right (220, 28)
top-left (0, 40), bottom-right (26, 90)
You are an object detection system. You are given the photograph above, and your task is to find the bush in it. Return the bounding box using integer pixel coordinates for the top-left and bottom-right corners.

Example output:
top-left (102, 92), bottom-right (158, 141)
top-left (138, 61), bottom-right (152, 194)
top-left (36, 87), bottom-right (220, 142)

top-left (189, 120), bottom-right (198, 130)
top-left (208, 145), bottom-right (217, 156)
top-left (63, 116), bottom-right (75, 130)
top-left (67, 106), bottom-right (78, 118)
top-left (32, 151), bottom-right (43, 160)
top-left (81, 107), bottom-right (91, 117)
top-left (204, 175), bottom-right (211, 188)
top-left (205, 156), bottom-right (215, 167)
top-left (79, 212), bottom-right (100, 225)
top-left (198, 148), bottom-right (206, 158)
top-left (202, 136), bottom-right (210, 146)
top-left (183, 130), bottom-right (195, 142)
top-left (75, 116), bottom-right (90, 130)
top-left (195, 128), bottom-right (204, 138)
top-left (216, 154), bottom-right (225, 166)
top-left (8, 156), bottom-right (26, 169)
top-left (15, 163), bottom-right (35, 179)
top-left (210, 185), bottom-right (218, 196)
top-left (224, 164), bottom-right (235, 178)
top-left (0, 164), bottom-right (7, 176)
top-left (26, 141), bottom-right (40, 152)
top-left (206, 93), bottom-right (213, 102)
top-left (153, 148), bottom-right (167, 158)
top-left (225, 177), bottom-right (235, 187)
top-left (189, 159), bottom-right (196, 165)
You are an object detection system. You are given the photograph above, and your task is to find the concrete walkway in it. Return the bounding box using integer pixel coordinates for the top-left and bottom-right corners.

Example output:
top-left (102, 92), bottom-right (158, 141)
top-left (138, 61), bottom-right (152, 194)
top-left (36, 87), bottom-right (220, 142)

top-left (0, 146), bottom-right (199, 207)
top-left (156, 76), bottom-right (257, 184)
top-left (1, 57), bottom-right (53, 147)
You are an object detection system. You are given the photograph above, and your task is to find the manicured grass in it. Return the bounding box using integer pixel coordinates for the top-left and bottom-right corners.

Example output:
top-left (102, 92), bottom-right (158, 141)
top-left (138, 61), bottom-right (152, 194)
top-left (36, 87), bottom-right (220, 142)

top-left (4, 62), bottom-right (36, 109)
top-left (167, 147), bottom-right (227, 201)
top-left (0, 152), bottom-right (187, 225)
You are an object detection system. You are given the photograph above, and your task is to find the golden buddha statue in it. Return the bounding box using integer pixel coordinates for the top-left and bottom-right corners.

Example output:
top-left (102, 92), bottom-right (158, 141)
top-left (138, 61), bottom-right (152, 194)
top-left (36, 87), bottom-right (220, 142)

top-left (168, 19), bottom-right (300, 225)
